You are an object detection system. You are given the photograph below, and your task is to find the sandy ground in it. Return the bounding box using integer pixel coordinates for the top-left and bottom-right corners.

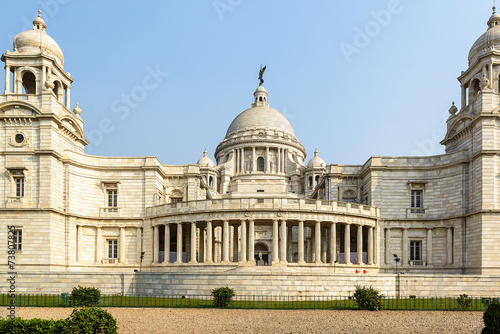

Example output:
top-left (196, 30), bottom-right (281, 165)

top-left (14, 307), bottom-right (484, 334)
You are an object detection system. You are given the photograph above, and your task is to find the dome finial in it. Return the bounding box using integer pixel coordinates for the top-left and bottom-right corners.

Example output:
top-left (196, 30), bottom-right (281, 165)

top-left (314, 148), bottom-right (319, 156)
top-left (203, 148), bottom-right (208, 157)
top-left (33, 10), bottom-right (47, 31)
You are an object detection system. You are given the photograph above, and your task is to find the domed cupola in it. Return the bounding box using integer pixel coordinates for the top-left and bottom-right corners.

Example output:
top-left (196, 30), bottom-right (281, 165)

top-left (197, 149), bottom-right (217, 191)
top-left (197, 149), bottom-right (215, 167)
top-left (13, 10), bottom-right (65, 67)
top-left (305, 149), bottom-right (326, 196)
top-left (469, 6), bottom-right (500, 64)
top-left (307, 149), bottom-right (326, 168)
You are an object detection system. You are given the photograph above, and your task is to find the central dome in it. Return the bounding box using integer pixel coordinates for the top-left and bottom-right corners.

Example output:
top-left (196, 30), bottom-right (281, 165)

top-left (225, 105), bottom-right (295, 137)
top-left (225, 84), bottom-right (295, 138)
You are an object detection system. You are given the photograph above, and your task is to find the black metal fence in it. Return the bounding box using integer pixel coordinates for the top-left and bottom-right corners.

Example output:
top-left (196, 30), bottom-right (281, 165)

top-left (1, 294), bottom-right (497, 311)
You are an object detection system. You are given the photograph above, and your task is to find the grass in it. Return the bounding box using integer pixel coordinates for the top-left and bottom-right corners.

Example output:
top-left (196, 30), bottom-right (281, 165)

top-left (0, 294), bottom-right (491, 311)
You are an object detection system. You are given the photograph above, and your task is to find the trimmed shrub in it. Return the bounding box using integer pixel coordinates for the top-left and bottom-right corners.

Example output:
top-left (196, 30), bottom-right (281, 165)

top-left (64, 307), bottom-right (117, 334)
top-left (457, 294), bottom-right (472, 310)
top-left (352, 285), bottom-right (383, 311)
top-left (211, 286), bottom-right (235, 308)
top-left (68, 286), bottom-right (101, 307)
top-left (483, 301), bottom-right (500, 334)
top-left (0, 317), bottom-right (66, 334)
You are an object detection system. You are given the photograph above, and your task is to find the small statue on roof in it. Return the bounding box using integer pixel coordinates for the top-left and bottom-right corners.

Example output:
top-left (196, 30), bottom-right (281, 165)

top-left (259, 64), bottom-right (266, 86)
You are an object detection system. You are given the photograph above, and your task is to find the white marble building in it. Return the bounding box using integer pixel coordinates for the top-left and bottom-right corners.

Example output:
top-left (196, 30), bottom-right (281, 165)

top-left (2, 9), bottom-right (500, 296)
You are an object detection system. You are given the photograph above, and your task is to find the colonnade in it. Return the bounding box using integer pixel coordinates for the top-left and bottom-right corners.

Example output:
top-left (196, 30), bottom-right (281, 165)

top-left (233, 146), bottom-right (288, 174)
top-left (152, 220), bottom-right (377, 266)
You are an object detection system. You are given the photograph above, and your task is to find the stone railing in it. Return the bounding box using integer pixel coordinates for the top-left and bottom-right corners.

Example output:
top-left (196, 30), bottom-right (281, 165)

top-left (0, 94), bottom-right (42, 108)
top-left (147, 198), bottom-right (380, 218)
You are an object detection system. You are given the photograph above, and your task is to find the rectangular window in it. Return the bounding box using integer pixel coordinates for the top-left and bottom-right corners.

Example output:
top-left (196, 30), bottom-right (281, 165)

top-left (107, 190), bottom-right (118, 207)
top-left (410, 190), bottom-right (422, 208)
top-left (170, 197), bottom-right (182, 204)
top-left (15, 177), bottom-right (24, 197)
top-left (13, 230), bottom-right (22, 251)
top-left (108, 239), bottom-right (118, 259)
top-left (410, 240), bottom-right (422, 261)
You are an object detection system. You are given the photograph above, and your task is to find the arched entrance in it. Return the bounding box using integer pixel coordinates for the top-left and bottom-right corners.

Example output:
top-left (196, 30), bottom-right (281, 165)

top-left (254, 243), bottom-right (270, 266)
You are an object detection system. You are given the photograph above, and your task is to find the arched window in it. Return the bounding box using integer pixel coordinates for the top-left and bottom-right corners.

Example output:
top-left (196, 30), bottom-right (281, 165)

top-left (53, 81), bottom-right (63, 102)
top-left (342, 190), bottom-right (357, 203)
top-left (21, 71), bottom-right (36, 94)
top-left (308, 176), bottom-right (313, 188)
top-left (209, 176), bottom-right (214, 187)
top-left (315, 175), bottom-right (320, 186)
top-left (257, 157), bottom-right (265, 171)
top-left (473, 79), bottom-right (481, 96)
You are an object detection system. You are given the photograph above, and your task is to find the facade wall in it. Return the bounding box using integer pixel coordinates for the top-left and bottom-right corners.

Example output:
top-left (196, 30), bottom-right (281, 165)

top-left (1, 270), bottom-right (500, 298)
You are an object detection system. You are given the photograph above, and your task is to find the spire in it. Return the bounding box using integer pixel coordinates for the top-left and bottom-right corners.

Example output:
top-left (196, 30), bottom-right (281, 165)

top-left (33, 10), bottom-right (47, 31)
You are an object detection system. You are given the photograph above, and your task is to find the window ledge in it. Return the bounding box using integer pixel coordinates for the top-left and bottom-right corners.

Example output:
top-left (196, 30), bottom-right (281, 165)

top-left (406, 208), bottom-right (427, 218)
top-left (100, 207), bottom-right (121, 217)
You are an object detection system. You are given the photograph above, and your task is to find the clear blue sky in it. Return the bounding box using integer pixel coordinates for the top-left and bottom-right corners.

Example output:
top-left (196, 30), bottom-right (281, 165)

top-left (0, 1), bottom-right (493, 165)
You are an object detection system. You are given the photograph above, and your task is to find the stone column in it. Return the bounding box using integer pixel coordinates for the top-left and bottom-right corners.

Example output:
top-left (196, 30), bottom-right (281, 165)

top-left (252, 147), bottom-right (256, 172)
top-left (321, 227), bottom-right (327, 263)
top-left (266, 147), bottom-right (270, 172)
top-left (277, 148), bottom-right (281, 174)
top-left (283, 149), bottom-right (288, 173)
top-left (311, 227), bottom-right (316, 263)
top-left (402, 228), bottom-right (408, 266)
top-left (240, 148), bottom-right (245, 173)
top-left (164, 224), bottom-right (170, 264)
top-left (426, 228), bottom-right (432, 265)
top-left (447, 227), bottom-right (453, 264)
top-left (461, 85), bottom-right (467, 108)
top-left (119, 227), bottom-right (126, 264)
top-left (280, 220), bottom-right (287, 264)
top-left (315, 221), bottom-right (321, 264)
top-left (206, 221), bottom-right (213, 263)
top-left (330, 222), bottom-right (336, 264)
top-left (4, 65), bottom-right (10, 94)
top-left (176, 223), bottom-right (183, 263)
top-left (248, 220), bottom-right (255, 265)
top-left (234, 149), bottom-right (238, 173)
top-left (367, 226), bottom-right (373, 265)
top-left (272, 220), bottom-right (279, 264)
top-left (385, 228), bottom-right (391, 264)
top-left (12, 69), bottom-right (17, 94)
top-left (240, 220), bottom-right (247, 263)
top-left (153, 225), bottom-right (159, 263)
top-left (76, 225), bottom-right (82, 262)
top-left (232, 225), bottom-right (239, 262)
top-left (65, 86), bottom-right (71, 109)
top-left (198, 227), bottom-right (204, 263)
top-left (136, 227), bottom-right (142, 264)
top-left (357, 225), bottom-right (363, 264)
top-left (41, 66), bottom-right (46, 91)
top-left (298, 220), bottom-right (305, 264)
top-left (222, 220), bottom-right (230, 263)
top-left (344, 223), bottom-right (351, 264)
top-left (287, 225), bottom-right (293, 262)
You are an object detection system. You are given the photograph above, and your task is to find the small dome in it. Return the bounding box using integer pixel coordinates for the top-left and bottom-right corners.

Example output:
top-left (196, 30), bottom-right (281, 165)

top-left (469, 7), bottom-right (500, 63)
top-left (13, 11), bottom-right (64, 66)
top-left (307, 149), bottom-right (326, 168)
top-left (197, 149), bottom-right (215, 167)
